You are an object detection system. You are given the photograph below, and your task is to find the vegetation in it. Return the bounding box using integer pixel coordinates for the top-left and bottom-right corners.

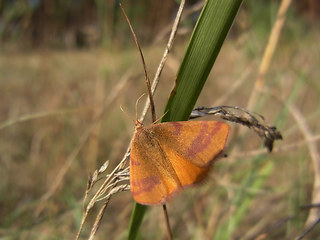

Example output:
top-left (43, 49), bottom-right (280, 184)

top-left (0, 0), bottom-right (319, 239)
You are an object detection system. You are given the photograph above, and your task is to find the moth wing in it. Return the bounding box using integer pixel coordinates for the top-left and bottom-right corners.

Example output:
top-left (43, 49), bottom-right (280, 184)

top-left (150, 121), bottom-right (230, 167)
top-left (158, 145), bottom-right (212, 187)
top-left (130, 128), bottom-right (181, 205)
top-left (130, 121), bottom-right (229, 205)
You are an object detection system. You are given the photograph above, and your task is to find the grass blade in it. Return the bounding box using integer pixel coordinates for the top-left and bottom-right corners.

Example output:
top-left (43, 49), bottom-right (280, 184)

top-left (163, 0), bottom-right (243, 122)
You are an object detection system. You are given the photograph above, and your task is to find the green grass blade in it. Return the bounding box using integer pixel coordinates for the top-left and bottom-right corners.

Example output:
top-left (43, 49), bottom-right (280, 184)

top-left (214, 159), bottom-right (274, 239)
top-left (128, 204), bottom-right (147, 240)
top-left (128, 0), bottom-right (243, 239)
top-left (163, 0), bottom-right (243, 122)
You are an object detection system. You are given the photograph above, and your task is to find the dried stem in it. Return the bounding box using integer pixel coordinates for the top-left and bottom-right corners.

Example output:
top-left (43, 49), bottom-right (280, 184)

top-left (288, 104), bottom-right (320, 227)
top-left (76, 1), bottom-right (186, 239)
top-left (233, 0), bottom-right (292, 156)
top-left (246, 0), bottom-right (292, 111)
top-left (232, 134), bottom-right (320, 159)
top-left (34, 68), bottom-right (131, 216)
top-left (120, 3), bottom-right (156, 122)
top-left (163, 204), bottom-right (173, 240)
top-left (140, 0), bottom-right (186, 122)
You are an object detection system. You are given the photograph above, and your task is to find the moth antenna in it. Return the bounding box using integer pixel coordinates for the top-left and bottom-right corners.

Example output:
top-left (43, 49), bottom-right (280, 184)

top-left (119, 3), bottom-right (156, 122)
top-left (135, 93), bottom-right (146, 121)
top-left (120, 105), bottom-right (135, 125)
top-left (152, 110), bottom-right (169, 125)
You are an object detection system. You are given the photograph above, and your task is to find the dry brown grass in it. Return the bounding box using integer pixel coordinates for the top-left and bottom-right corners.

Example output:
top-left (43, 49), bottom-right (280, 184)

top-left (1, 5), bottom-right (320, 239)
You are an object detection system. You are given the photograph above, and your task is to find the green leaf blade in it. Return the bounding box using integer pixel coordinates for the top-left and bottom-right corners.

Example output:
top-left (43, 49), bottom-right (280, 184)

top-left (163, 0), bottom-right (243, 122)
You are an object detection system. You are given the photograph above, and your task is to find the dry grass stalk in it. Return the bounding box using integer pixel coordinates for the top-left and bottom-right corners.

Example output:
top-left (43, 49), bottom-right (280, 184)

top-left (0, 108), bottom-right (84, 130)
top-left (246, 0), bottom-right (293, 111)
top-left (239, 202), bottom-right (288, 240)
top-left (76, 156), bottom-right (130, 240)
top-left (295, 217), bottom-right (320, 240)
top-left (153, 0), bottom-right (205, 44)
top-left (288, 104), bottom-right (320, 227)
top-left (233, 135), bottom-right (320, 159)
top-left (191, 106), bottom-right (282, 152)
top-left (76, 1), bottom-right (186, 238)
top-left (88, 185), bottom-right (130, 240)
top-left (213, 66), bottom-right (251, 106)
top-left (84, 77), bottom-right (105, 171)
top-left (230, 0), bottom-right (292, 160)
top-left (205, 199), bottom-right (226, 239)
top-left (35, 68), bottom-right (132, 217)
top-left (140, 0), bottom-right (186, 122)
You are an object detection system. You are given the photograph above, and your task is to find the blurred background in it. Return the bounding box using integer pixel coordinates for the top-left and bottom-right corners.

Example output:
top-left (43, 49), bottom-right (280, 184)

top-left (0, 0), bottom-right (319, 239)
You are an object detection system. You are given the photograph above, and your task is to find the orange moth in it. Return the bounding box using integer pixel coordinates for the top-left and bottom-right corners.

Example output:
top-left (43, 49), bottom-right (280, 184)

top-left (130, 119), bottom-right (230, 205)
top-left (119, 3), bottom-right (230, 206)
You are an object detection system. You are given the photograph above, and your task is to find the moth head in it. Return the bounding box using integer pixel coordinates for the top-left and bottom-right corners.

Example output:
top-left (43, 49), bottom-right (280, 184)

top-left (135, 119), bottom-right (144, 130)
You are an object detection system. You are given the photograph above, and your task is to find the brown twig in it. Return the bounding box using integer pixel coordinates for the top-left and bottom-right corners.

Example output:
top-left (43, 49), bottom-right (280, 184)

top-left (163, 204), bottom-right (173, 240)
top-left (295, 217), bottom-right (320, 240)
